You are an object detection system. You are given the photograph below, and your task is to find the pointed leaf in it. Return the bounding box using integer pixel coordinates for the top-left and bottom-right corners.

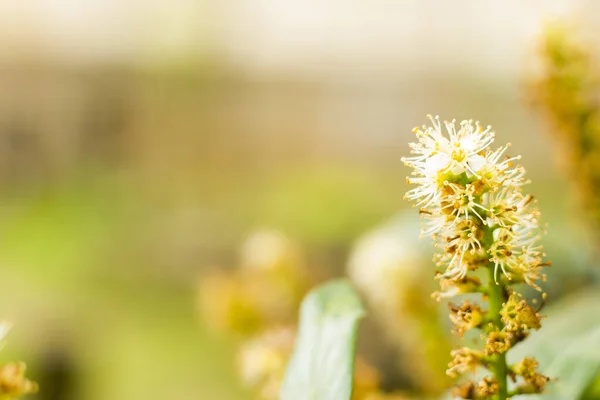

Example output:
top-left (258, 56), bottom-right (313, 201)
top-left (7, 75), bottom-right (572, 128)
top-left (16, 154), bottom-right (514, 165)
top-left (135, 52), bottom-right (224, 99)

top-left (280, 279), bottom-right (366, 400)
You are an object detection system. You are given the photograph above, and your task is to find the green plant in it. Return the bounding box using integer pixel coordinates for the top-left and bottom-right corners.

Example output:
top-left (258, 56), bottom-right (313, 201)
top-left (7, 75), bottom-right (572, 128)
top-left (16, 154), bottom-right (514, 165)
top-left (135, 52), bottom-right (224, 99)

top-left (402, 116), bottom-right (551, 399)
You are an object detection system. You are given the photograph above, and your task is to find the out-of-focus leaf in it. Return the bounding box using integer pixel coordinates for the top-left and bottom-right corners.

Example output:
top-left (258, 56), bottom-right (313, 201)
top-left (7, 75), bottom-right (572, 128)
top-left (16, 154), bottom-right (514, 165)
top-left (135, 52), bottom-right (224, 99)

top-left (280, 279), bottom-right (365, 400)
top-left (581, 374), bottom-right (600, 400)
top-left (541, 326), bottom-right (600, 399)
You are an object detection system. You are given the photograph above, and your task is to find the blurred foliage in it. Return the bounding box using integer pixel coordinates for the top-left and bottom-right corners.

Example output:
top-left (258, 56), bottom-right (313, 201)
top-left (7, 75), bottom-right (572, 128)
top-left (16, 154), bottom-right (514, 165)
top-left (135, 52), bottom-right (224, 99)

top-left (248, 167), bottom-right (403, 246)
top-left (198, 230), bottom-right (386, 399)
top-left (199, 229), bottom-right (312, 337)
top-left (531, 22), bottom-right (600, 245)
top-left (198, 229), bottom-right (313, 399)
top-left (347, 214), bottom-right (452, 396)
top-left (519, 22), bottom-right (600, 396)
top-left (198, 225), bottom-right (447, 400)
top-left (0, 173), bottom-right (248, 400)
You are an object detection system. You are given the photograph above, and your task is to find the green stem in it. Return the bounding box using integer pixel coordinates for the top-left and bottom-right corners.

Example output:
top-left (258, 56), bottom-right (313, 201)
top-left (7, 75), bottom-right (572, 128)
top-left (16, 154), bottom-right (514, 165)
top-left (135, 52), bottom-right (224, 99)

top-left (487, 265), bottom-right (508, 400)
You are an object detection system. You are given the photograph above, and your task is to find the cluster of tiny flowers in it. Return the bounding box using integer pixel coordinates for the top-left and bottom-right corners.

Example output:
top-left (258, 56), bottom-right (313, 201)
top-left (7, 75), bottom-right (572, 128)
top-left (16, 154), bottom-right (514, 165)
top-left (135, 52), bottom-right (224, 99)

top-left (403, 116), bottom-right (551, 398)
top-left (402, 115), bottom-right (547, 291)
top-left (453, 376), bottom-right (501, 399)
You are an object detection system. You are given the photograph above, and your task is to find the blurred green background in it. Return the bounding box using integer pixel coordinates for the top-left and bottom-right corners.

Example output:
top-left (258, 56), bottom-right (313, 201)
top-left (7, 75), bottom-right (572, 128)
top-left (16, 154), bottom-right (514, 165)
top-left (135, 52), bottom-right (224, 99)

top-left (0, 1), bottom-right (598, 399)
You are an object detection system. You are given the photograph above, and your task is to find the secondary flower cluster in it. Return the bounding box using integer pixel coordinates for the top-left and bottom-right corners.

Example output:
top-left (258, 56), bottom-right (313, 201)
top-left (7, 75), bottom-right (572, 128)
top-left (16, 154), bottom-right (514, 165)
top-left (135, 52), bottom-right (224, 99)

top-left (0, 323), bottom-right (38, 399)
top-left (403, 116), bottom-right (551, 398)
top-left (402, 115), bottom-right (546, 291)
top-left (532, 23), bottom-right (600, 244)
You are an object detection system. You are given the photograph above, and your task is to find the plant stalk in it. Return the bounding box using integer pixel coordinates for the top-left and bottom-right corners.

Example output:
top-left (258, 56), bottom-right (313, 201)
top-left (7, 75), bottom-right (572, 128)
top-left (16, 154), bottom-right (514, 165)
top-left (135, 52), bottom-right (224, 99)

top-left (487, 265), bottom-right (508, 400)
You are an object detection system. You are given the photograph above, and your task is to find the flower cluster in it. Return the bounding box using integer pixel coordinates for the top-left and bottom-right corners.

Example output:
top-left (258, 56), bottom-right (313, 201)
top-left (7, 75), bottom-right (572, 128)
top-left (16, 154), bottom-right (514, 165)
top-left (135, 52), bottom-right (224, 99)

top-left (532, 23), bottom-right (600, 241)
top-left (402, 115), bottom-right (545, 289)
top-left (403, 116), bottom-right (551, 398)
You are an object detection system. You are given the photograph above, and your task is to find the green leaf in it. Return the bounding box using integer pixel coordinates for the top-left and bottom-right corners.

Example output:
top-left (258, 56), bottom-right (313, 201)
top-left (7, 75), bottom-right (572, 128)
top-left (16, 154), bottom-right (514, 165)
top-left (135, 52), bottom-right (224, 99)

top-left (280, 279), bottom-right (366, 400)
top-left (581, 374), bottom-right (600, 400)
top-left (542, 326), bottom-right (600, 399)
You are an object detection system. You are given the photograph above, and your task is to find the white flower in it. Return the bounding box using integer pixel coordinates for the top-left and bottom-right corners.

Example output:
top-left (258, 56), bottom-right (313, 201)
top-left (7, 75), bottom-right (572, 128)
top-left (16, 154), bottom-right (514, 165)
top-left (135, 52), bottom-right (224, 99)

top-left (403, 115), bottom-right (495, 186)
top-left (403, 115), bottom-right (545, 288)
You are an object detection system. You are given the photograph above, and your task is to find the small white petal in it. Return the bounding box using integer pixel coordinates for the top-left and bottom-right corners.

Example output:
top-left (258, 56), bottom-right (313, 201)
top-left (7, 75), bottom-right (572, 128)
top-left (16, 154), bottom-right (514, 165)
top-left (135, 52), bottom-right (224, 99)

top-left (467, 155), bottom-right (486, 173)
top-left (425, 153), bottom-right (451, 175)
top-left (459, 137), bottom-right (477, 152)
